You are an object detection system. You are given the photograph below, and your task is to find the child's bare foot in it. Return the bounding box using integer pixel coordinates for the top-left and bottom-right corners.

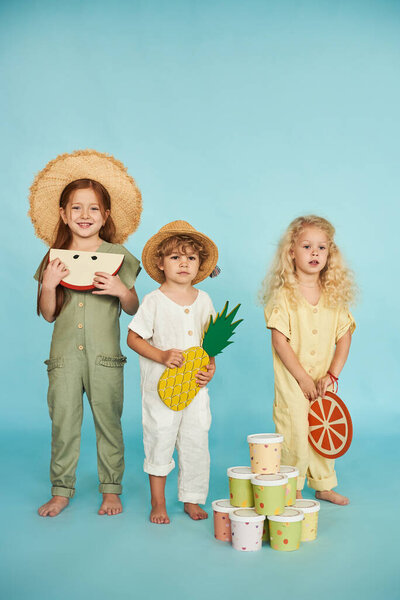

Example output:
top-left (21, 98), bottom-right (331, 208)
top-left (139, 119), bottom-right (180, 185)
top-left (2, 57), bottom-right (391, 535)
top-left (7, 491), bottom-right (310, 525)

top-left (98, 493), bottom-right (122, 515)
top-left (315, 490), bottom-right (349, 505)
top-left (150, 502), bottom-right (170, 524)
top-left (184, 503), bottom-right (208, 520)
top-left (38, 496), bottom-right (69, 517)
top-left (296, 490), bottom-right (303, 500)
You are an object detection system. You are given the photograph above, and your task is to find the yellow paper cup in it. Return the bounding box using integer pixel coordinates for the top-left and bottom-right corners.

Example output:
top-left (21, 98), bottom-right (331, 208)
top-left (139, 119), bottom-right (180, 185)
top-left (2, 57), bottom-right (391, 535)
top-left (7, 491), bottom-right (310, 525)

top-left (227, 466), bottom-right (254, 507)
top-left (251, 474), bottom-right (288, 516)
top-left (247, 433), bottom-right (284, 474)
top-left (268, 508), bottom-right (304, 552)
top-left (293, 499), bottom-right (320, 541)
top-left (278, 465), bottom-right (299, 506)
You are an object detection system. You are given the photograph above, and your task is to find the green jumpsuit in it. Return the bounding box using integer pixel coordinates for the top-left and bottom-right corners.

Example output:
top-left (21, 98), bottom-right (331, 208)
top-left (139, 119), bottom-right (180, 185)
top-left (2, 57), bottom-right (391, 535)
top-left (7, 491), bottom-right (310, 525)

top-left (35, 241), bottom-right (140, 498)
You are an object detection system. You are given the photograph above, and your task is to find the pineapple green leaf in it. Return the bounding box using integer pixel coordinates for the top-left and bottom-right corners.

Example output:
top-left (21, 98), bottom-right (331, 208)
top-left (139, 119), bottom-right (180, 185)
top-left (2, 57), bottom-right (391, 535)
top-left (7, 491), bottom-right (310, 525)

top-left (202, 301), bottom-right (243, 357)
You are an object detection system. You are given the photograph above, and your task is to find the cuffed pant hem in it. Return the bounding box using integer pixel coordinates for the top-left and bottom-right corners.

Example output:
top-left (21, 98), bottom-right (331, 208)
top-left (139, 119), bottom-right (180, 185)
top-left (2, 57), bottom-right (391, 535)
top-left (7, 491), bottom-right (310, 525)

top-left (144, 459), bottom-right (175, 477)
top-left (178, 491), bottom-right (207, 504)
top-left (52, 486), bottom-right (75, 498)
top-left (307, 473), bottom-right (337, 492)
top-left (99, 483), bottom-right (122, 494)
top-left (296, 476), bottom-right (306, 491)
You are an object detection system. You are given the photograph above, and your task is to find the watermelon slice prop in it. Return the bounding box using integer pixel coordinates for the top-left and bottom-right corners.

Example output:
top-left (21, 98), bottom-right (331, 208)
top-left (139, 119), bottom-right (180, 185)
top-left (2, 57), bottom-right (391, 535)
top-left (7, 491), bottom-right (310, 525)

top-left (49, 249), bottom-right (124, 291)
top-left (308, 391), bottom-right (353, 459)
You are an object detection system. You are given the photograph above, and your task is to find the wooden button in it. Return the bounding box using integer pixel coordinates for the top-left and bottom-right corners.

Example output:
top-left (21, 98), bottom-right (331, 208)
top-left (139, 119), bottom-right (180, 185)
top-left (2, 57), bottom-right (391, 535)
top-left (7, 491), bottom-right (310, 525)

top-left (78, 323), bottom-right (83, 329)
top-left (188, 330), bottom-right (193, 336)
top-left (184, 308), bottom-right (190, 314)
top-left (78, 345), bottom-right (84, 351)
top-left (78, 302), bottom-right (84, 307)
top-left (274, 308), bottom-right (279, 314)
top-left (308, 368), bottom-right (313, 374)
top-left (312, 329), bottom-right (318, 335)
top-left (313, 308), bottom-right (318, 313)
top-left (310, 350), bottom-right (316, 356)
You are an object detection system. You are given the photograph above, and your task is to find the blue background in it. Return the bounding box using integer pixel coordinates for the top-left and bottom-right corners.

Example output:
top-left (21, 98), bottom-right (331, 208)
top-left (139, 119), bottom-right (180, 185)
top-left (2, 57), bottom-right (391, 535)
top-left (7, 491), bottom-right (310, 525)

top-left (1, 1), bottom-right (399, 599)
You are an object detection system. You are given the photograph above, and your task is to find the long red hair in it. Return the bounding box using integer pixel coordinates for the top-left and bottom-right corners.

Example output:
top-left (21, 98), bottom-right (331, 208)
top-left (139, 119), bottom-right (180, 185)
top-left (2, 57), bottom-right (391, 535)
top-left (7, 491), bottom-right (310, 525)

top-left (36, 179), bottom-right (116, 317)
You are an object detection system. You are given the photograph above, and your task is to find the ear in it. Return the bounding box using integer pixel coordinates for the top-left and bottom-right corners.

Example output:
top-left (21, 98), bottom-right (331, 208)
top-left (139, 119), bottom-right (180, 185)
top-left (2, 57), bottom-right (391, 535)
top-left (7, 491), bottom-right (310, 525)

top-left (103, 209), bottom-right (110, 225)
top-left (289, 248), bottom-right (295, 259)
top-left (60, 206), bottom-right (68, 224)
top-left (158, 258), bottom-right (164, 272)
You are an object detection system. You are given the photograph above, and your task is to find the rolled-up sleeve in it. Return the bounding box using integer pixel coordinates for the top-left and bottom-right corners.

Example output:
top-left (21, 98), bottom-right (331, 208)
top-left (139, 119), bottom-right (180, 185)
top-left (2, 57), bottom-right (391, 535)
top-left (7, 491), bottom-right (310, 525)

top-left (128, 294), bottom-right (155, 340)
top-left (264, 292), bottom-right (291, 340)
top-left (336, 307), bottom-right (356, 342)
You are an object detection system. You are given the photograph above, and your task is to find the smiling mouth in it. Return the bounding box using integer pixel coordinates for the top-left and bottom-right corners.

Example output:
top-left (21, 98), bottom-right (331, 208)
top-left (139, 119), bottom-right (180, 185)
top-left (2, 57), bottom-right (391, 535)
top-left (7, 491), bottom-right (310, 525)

top-left (78, 222), bottom-right (93, 228)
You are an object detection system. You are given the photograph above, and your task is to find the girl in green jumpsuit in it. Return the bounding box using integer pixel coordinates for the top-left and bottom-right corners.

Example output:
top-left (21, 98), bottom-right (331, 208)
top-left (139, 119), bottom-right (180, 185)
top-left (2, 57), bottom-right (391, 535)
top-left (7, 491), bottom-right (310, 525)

top-left (30, 150), bottom-right (142, 517)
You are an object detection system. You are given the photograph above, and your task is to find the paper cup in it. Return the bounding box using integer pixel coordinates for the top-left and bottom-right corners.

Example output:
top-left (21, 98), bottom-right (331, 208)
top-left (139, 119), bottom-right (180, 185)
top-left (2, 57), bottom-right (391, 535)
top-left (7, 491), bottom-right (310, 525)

top-left (229, 508), bottom-right (265, 552)
top-left (247, 433), bottom-right (284, 474)
top-left (212, 499), bottom-right (236, 542)
top-left (278, 465), bottom-right (299, 506)
top-left (268, 508), bottom-right (304, 552)
top-left (227, 466), bottom-right (254, 507)
top-left (251, 474), bottom-right (288, 516)
top-left (293, 499), bottom-right (320, 541)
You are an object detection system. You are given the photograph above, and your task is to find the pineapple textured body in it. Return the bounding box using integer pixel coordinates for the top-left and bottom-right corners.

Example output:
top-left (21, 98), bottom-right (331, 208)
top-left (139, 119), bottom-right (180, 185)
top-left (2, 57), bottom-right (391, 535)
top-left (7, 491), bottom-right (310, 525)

top-left (158, 347), bottom-right (210, 411)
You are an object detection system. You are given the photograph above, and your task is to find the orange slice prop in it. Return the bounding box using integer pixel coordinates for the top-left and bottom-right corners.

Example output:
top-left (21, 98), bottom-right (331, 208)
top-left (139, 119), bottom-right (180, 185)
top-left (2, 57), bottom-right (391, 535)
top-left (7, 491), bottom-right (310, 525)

top-left (308, 391), bottom-right (353, 459)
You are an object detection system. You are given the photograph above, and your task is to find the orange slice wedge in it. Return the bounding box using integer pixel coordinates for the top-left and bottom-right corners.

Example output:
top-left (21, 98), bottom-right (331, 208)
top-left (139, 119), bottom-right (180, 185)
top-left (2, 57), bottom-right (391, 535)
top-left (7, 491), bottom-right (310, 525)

top-left (308, 391), bottom-right (353, 459)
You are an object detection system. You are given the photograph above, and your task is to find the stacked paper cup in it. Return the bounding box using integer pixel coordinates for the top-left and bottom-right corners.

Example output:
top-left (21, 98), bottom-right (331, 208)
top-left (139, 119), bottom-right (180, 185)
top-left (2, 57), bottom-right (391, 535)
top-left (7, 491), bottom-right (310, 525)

top-left (212, 432), bottom-right (321, 552)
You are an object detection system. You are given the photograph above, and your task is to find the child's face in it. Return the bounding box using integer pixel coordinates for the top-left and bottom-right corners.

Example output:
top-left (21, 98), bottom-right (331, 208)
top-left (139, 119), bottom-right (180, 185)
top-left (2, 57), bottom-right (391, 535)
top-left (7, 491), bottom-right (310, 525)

top-left (159, 246), bottom-right (200, 285)
top-left (290, 226), bottom-right (329, 277)
top-left (60, 188), bottom-right (109, 241)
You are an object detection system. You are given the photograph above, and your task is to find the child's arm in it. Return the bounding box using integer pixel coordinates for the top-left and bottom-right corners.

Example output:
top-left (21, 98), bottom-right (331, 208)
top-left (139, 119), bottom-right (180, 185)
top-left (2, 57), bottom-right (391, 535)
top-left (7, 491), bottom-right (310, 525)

top-left (39, 259), bottom-right (70, 322)
top-left (271, 329), bottom-right (318, 400)
top-left (195, 357), bottom-right (216, 388)
top-left (127, 330), bottom-right (184, 368)
top-left (316, 329), bottom-right (352, 397)
top-left (92, 272), bottom-right (139, 315)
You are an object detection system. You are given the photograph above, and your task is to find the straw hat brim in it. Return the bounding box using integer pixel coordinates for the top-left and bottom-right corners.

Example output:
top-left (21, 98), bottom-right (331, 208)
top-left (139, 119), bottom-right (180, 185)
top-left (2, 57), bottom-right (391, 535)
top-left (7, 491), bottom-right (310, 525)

top-left (29, 149), bottom-right (142, 246)
top-left (142, 221), bottom-right (218, 284)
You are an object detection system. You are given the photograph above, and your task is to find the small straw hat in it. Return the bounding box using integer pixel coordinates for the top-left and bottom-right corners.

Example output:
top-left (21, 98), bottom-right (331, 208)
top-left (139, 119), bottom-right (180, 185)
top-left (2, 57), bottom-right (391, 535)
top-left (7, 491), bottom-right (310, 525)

top-left (142, 220), bottom-right (219, 284)
top-left (29, 149), bottom-right (142, 246)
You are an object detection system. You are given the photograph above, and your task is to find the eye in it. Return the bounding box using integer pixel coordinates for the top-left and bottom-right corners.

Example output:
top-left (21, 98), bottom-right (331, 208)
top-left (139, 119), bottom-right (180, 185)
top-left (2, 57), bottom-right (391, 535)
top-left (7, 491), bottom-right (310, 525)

top-left (188, 256), bottom-right (196, 261)
top-left (319, 246), bottom-right (326, 251)
top-left (170, 255), bottom-right (179, 260)
top-left (90, 206), bottom-right (100, 211)
top-left (91, 256), bottom-right (98, 260)
top-left (303, 245), bottom-right (310, 249)
top-left (73, 255), bottom-right (79, 259)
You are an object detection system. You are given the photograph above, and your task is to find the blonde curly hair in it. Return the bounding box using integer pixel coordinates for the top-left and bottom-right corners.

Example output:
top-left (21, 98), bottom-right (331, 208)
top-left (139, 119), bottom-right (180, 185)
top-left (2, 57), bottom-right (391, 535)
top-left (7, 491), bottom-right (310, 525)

top-left (259, 215), bottom-right (357, 308)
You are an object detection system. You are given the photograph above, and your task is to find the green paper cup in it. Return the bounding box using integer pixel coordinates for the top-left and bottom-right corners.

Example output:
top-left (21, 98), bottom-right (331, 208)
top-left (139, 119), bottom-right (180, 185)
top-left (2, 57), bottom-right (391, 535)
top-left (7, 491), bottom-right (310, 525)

top-left (278, 465), bottom-right (299, 506)
top-left (251, 474), bottom-right (288, 516)
top-left (268, 508), bottom-right (304, 552)
top-left (247, 433), bottom-right (284, 474)
top-left (293, 499), bottom-right (320, 541)
top-left (227, 467), bottom-right (254, 507)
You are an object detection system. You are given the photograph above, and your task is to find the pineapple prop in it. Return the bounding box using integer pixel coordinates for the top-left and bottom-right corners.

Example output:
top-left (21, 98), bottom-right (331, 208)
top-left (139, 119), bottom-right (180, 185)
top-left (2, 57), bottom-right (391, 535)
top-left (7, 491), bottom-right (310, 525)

top-left (158, 302), bottom-right (242, 411)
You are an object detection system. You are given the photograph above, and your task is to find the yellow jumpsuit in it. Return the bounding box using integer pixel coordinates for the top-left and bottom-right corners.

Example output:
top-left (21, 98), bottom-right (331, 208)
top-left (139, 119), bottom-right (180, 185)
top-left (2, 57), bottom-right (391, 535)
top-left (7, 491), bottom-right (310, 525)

top-left (264, 290), bottom-right (355, 491)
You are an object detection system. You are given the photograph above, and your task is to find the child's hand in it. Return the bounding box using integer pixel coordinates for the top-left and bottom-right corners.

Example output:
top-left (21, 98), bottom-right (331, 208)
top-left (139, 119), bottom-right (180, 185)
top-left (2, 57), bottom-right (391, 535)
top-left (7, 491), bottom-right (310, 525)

top-left (92, 273), bottom-right (127, 298)
top-left (42, 258), bottom-right (69, 289)
top-left (316, 374), bottom-right (332, 398)
top-left (298, 374), bottom-right (318, 401)
top-left (162, 349), bottom-right (184, 369)
top-left (195, 361), bottom-right (216, 388)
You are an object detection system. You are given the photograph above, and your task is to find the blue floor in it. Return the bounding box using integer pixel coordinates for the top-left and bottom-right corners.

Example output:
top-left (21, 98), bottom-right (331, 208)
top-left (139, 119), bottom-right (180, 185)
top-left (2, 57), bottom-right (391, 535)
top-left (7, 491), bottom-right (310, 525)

top-left (1, 425), bottom-right (398, 600)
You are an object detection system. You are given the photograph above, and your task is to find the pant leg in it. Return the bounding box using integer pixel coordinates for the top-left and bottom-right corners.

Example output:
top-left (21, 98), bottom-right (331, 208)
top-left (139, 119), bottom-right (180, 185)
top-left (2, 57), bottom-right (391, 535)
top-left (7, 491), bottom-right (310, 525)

top-left (273, 390), bottom-right (310, 491)
top-left (85, 354), bottom-right (126, 494)
top-left (142, 389), bottom-right (180, 476)
top-left (307, 449), bottom-right (337, 491)
top-left (176, 388), bottom-right (211, 504)
top-left (45, 357), bottom-right (84, 498)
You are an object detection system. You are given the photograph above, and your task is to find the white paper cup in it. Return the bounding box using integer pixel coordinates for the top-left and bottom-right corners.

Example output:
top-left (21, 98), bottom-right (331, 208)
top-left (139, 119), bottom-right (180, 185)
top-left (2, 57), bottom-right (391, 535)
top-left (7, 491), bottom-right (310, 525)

top-left (229, 508), bottom-right (265, 552)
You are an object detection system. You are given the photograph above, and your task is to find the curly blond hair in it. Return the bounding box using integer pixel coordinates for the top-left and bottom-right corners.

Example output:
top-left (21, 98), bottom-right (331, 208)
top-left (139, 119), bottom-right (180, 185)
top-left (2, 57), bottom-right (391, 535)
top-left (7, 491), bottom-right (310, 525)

top-left (259, 215), bottom-right (357, 308)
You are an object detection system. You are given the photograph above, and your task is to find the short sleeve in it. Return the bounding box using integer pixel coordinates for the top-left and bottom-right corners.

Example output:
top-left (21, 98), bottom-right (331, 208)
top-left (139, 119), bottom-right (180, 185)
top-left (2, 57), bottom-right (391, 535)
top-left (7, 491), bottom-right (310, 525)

top-left (34, 255), bottom-right (48, 281)
top-left (118, 247), bottom-right (141, 289)
top-left (264, 291), bottom-right (291, 340)
top-left (336, 307), bottom-right (356, 342)
top-left (128, 294), bottom-right (155, 340)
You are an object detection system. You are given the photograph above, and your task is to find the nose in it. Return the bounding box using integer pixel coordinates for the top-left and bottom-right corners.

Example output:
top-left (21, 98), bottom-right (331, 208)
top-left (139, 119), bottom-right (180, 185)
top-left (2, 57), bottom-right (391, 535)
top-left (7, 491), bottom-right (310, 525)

top-left (312, 247), bottom-right (318, 255)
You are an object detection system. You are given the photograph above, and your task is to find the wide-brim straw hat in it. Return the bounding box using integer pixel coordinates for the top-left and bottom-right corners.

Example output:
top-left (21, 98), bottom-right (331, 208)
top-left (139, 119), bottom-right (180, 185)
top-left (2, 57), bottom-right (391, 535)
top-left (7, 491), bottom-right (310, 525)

top-left (29, 149), bottom-right (142, 246)
top-left (142, 220), bottom-right (218, 284)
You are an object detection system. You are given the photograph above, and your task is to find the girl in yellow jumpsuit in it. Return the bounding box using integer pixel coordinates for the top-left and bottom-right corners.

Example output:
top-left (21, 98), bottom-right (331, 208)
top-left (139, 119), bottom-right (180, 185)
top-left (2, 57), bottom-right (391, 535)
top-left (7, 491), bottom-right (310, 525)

top-left (261, 215), bottom-right (356, 505)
